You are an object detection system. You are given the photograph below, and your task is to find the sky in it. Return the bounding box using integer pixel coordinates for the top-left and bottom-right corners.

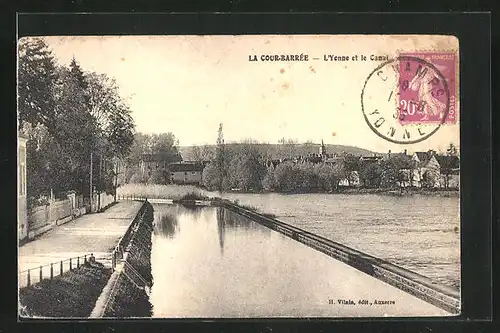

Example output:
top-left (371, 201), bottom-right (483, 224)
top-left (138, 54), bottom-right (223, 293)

top-left (39, 35), bottom-right (460, 154)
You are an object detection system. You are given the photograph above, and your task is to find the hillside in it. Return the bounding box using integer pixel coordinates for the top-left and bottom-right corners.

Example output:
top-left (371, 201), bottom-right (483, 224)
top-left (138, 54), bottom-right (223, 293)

top-left (177, 143), bottom-right (376, 161)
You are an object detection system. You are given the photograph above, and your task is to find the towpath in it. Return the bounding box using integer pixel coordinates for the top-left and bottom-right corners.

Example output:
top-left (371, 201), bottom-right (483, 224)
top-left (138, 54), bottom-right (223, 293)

top-left (18, 201), bottom-right (143, 274)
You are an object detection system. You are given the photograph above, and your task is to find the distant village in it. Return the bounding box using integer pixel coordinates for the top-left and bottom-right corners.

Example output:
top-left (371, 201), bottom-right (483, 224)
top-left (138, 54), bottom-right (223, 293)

top-left (138, 140), bottom-right (460, 190)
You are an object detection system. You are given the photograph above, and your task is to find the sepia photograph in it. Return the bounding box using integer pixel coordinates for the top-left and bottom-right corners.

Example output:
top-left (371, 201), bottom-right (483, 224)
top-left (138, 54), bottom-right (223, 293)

top-left (17, 34), bottom-right (460, 319)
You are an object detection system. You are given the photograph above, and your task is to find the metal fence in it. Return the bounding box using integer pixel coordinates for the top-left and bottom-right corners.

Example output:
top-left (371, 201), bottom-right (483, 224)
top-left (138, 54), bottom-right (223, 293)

top-left (111, 201), bottom-right (149, 269)
top-left (19, 254), bottom-right (92, 288)
top-left (117, 195), bottom-right (148, 201)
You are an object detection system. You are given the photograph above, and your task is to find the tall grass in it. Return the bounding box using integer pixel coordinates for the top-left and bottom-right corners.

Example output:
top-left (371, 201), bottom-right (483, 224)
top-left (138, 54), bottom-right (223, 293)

top-left (19, 263), bottom-right (111, 318)
top-left (117, 184), bottom-right (212, 201)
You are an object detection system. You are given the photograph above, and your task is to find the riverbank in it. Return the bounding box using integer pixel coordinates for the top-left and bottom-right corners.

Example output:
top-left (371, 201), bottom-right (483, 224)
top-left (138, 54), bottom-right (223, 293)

top-left (95, 201), bottom-right (154, 318)
top-left (335, 187), bottom-right (459, 197)
top-left (19, 262), bottom-right (111, 318)
top-left (117, 183), bottom-right (459, 200)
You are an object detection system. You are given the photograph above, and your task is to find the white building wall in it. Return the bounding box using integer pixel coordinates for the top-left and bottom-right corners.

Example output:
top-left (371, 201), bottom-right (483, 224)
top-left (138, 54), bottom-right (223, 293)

top-left (171, 171), bottom-right (202, 184)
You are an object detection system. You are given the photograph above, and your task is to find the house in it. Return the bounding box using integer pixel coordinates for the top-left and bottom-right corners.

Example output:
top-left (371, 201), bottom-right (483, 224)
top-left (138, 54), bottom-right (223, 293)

top-left (18, 133), bottom-right (28, 241)
top-left (434, 155), bottom-right (460, 189)
top-left (359, 154), bottom-right (383, 164)
top-left (169, 162), bottom-right (205, 185)
top-left (339, 170), bottom-right (360, 187)
top-left (140, 152), bottom-right (182, 179)
top-left (411, 151), bottom-right (440, 188)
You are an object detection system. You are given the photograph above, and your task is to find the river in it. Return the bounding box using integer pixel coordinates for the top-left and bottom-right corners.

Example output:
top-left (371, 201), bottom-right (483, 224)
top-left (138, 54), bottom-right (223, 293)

top-left (205, 192), bottom-right (461, 289)
top-left (149, 203), bottom-right (450, 318)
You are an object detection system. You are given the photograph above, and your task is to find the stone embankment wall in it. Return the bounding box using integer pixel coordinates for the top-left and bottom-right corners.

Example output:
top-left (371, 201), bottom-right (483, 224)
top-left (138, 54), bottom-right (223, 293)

top-left (94, 200), bottom-right (154, 318)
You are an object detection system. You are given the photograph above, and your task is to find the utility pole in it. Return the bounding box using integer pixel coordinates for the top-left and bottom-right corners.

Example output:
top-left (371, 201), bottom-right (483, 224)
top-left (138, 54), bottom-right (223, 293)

top-left (98, 154), bottom-right (103, 212)
top-left (114, 159), bottom-right (119, 203)
top-left (89, 152), bottom-right (93, 213)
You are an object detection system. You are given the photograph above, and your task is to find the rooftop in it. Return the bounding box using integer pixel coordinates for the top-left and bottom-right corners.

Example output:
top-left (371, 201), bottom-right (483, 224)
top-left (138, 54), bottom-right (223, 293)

top-left (169, 162), bottom-right (205, 172)
top-left (142, 152), bottom-right (182, 163)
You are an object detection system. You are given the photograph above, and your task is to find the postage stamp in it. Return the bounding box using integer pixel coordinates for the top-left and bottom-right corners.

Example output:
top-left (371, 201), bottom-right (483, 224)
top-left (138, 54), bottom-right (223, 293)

top-left (361, 51), bottom-right (458, 145)
top-left (397, 51), bottom-right (458, 125)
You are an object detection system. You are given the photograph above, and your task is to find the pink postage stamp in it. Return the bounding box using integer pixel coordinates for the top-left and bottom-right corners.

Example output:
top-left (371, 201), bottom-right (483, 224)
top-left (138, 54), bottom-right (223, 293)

top-left (397, 51), bottom-right (457, 125)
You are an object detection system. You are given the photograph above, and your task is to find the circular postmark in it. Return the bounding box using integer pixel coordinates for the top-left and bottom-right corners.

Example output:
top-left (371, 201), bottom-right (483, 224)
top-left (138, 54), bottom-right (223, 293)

top-left (361, 55), bottom-right (451, 144)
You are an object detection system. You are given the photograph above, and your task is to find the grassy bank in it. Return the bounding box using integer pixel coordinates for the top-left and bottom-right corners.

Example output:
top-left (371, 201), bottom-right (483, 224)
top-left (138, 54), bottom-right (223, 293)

top-left (337, 187), bottom-right (459, 197)
top-left (19, 262), bottom-right (112, 318)
top-left (117, 184), bottom-right (210, 200)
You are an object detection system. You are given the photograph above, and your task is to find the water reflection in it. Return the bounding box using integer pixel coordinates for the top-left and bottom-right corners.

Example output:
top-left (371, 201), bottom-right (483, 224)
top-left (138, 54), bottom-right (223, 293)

top-left (155, 212), bottom-right (179, 238)
top-left (216, 207), bottom-right (225, 256)
top-left (217, 206), bottom-right (272, 231)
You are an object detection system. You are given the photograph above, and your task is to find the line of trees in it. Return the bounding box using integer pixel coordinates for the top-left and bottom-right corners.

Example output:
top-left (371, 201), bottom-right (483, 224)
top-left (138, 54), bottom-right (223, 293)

top-left (200, 125), bottom-right (357, 193)
top-left (18, 38), bottom-right (135, 207)
top-left (202, 125), bottom-right (268, 192)
top-left (199, 124), bottom-right (459, 193)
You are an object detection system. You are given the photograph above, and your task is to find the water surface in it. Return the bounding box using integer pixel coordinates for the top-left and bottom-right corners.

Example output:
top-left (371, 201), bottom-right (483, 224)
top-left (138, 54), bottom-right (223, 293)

top-left (206, 192), bottom-right (460, 288)
top-left (149, 204), bottom-right (449, 318)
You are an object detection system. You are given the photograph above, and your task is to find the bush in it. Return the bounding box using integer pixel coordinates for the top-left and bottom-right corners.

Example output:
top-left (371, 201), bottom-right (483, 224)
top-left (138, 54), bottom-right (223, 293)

top-left (177, 191), bottom-right (210, 201)
top-left (147, 169), bottom-right (169, 185)
top-left (201, 163), bottom-right (220, 191)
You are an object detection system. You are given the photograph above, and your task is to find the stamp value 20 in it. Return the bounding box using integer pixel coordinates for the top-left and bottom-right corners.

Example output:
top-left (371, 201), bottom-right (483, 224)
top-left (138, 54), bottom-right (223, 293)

top-left (397, 51), bottom-right (457, 125)
top-left (361, 51), bottom-right (458, 144)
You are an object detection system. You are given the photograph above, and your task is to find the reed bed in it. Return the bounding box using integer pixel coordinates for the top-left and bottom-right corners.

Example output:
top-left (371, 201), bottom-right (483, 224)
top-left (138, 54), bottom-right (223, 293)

top-left (117, 184), bottom-right (212, 201)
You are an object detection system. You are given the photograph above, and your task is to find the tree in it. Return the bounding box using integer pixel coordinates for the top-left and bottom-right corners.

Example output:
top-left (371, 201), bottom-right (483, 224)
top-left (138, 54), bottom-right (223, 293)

top-left (148, 169), bottom-right (168, 185)
top-left (129, 171), bottom-right (148, 184)
top-left (54, 65), bottom-right (100, 194)
top-left (340, 153), bottom-right (360, 186)
top-left (295, 162), bottom-right (317, 190)
top-left (149, 133), bottom-right (179, 155)
top-left (227, 141), bottom-right (267, 191)
top-left (192, 145), bottom-right (215, 163)
top-left (436, 154), bottom-right (459, 190)
top-left (272, 162), bottom-right (297, 192)
top-left (278, 137), bottom-right (298, 160)
top-left (19, 39), bottom-right (136, 202)
top-left (85, 71), bottom-right (135, 158)
top-left (314, 163), bottom-right (337, 191)
top-left (18, 38), bottom-right (59, 133)
top-left (25, 125), bottom-right (63, 203)
top-left (202, 162), bottom-right (219, 190)
top-left (359, 162), bottom-right (382, 188)
top-left (105, 109), bottom-right (135, 157)
top-left (446, 143), bottom-right (458, 157)
top-left (421, 170), bottom-right (437, 188)
top-left (332, 162), bottom-right (348, 189)
top-left (262, 166), bottom-right (277, 191)
top-left (192, 146), bottom-right (204, 163)
top-left (215, 123), bottom-right (227, 191)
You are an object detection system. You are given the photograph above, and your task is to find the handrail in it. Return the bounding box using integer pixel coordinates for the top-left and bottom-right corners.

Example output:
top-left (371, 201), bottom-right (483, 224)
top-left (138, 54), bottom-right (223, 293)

top-left (111, 199), bottom-right (150, 270)
top-left (18, 253), bottom-right (96, 288)
top-left (19, 253), bottom-right (93, 274)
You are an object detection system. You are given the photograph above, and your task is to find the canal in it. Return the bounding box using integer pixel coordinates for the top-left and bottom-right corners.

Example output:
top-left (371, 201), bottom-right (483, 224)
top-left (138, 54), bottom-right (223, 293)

top-left (208, 192), bottom-right (461, 288)
top-left (149, 203), bottom-right (450, 318)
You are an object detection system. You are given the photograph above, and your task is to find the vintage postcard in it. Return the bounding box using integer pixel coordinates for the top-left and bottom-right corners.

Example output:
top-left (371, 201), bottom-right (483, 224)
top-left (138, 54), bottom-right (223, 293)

top-left (17, 34), bottom-right (460, 318)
